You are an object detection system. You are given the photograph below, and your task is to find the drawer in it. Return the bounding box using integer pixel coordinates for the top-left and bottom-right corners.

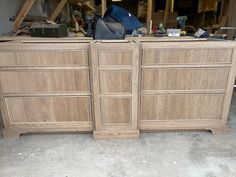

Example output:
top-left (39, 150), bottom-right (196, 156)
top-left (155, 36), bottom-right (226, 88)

top-left (142, 48), bottom-right (232, 65)
top-left (99, 70), bottom-right (132, 93)
top-left (0, 50), bottom-right (89, 66)
top-left (0, 70), bottom-right (90, 93)
top-left (98, 51), bottom-right (132, 66)
top-left (141, 94), bottom-right (224, 120)
top-left (5, 96), bottom-right (92, 123)
top-left (100, 97), bottom-right (131, 124)
top-left (141, 68), bottom-right (229, 90)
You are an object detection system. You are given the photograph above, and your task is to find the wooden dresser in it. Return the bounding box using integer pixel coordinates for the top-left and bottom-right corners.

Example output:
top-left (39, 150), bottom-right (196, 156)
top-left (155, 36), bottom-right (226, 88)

top-left (0, 38), bottom-right (235, 139)
top-left (139, 41), bottom-right (236, 134)
top-left (0, 41), bottom-right (93, 137)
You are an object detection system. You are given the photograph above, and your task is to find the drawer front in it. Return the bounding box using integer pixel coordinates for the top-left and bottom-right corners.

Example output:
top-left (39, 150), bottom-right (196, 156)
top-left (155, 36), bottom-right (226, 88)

top-left (142, 48), bottom-right (232, 65)
top-left (6, 96), bottom-right (92, 123)
top-left (98, 51), bottom-right (132, 66)
top-left (100, 97), bottom-right (131, 124)
top-left (0, 70), bottom-right (90, 93)
top-left (141, 68), bottom-right (229, 90)
top-left (141, 94), bottom-right (224, 120)
top-left (99, 70), bottom-right (132, 93)
top-left (0, 50), bottom-right (89, 66)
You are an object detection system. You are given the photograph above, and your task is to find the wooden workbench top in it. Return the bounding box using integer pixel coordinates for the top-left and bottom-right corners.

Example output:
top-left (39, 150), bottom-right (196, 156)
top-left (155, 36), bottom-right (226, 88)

top-left (1, 35), bottom-right (234, 43)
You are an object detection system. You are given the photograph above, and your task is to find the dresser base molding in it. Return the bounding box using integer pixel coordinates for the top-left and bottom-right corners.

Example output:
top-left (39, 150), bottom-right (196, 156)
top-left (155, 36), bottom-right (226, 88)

top-left (210, 126), bottom-right (229, 135)
top-left (93, 130), bottom-right (140, 140)
top-left (139, 120), bottom-right (229, 135)
top-left (2, 127), bottom-right (93, 138)
top-left (2, 129), bottom-right (21, 138)
top-left (9, 121), bottom-right (93, 130)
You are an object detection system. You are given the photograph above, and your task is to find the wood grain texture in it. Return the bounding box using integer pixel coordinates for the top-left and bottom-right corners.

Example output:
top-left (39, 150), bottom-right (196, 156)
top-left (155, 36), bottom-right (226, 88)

top-left (221, 44), bottom-right (236, 124)
top-left (100, 97), bottom-right (131, 124)
top-left (147, 0), bottom-right (153, 34)
top-left (94, 130), bottom-right (139, 140)
top-left (90, 41), bottom-right (139, 139)
top-left (0, 39), bottom-right (235, 139)
top-left (139, 40), bottom-right (236, 133)
top-left (99, 70), bottom-right (131, 93)
top-left (14, 0), bottom-right (36, 29)
top-left (0, 42), bottom-right (90, 51)
top-left (6, 96), bottom-right (92, 123)
top-left (98, 51), bottom-right (132, 66)
top-left (141, 94), bottom-right (225, 120)
top-left (0, 41), bottom-right (93, 136)
top-left (142, 48), bottom-right (232, 65)
top-left (0, 70), bottom-right (90, 93)
top-left (141, 68), bottom-right (229, 90)
top-left (0, 50), bottom-right (88, 66)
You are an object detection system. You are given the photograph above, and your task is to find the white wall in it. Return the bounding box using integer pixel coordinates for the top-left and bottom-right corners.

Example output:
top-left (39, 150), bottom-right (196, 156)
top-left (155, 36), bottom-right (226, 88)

top-left (0, 0), bottom-right (23, 36)
top-left (0, 0), bottom-right (48, 36)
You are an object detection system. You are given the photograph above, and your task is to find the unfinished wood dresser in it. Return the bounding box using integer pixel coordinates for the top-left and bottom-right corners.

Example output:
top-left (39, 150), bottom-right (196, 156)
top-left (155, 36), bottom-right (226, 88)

top-left (90, 41), bottom-right (139, 139)
top-left (0, 41), bottom-right (93, 137)
top-left (139, 40), bottom-right (236, 134)
top-left (0, 38), bottom-right (235, 139)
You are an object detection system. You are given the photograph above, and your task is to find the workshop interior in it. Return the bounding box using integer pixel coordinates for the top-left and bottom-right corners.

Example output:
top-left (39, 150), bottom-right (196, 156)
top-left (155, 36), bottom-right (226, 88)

top-left (0, 0), bottom-right (234, 40)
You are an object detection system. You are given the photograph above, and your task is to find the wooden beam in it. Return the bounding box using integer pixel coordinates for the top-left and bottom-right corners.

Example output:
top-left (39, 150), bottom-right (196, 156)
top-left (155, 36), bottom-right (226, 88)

top-left (170, 0), bottom-right (174, 13)
top-left (163, 0), bottom-right (171, 28)
top-left (14, 0), bottom-right (36, 29)
top-left (147, 0), bottom-right (153, 34)
top-left (50, 0), bottom-right (68, 21)
top-left (228, 0), bottom-right (236, 39)
top-left (101, 0), bottom-right (107, 16)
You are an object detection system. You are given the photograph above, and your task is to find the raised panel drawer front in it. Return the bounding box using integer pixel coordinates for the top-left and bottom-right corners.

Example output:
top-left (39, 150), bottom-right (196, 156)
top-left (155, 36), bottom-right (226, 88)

top-left (142, 48), bottom-right (232, 65)
top-left (98, 51), bottom-right (132, 66)
top-left (100, 97), bottom-right (131, 124)
top-left (141, 68), bottom-right (229, 90)
top-left (141, 94), bottom-right (224, 120)
top-left (99, 70), bottom-right (132, 93)
top-left (6, 96), bottom-right (92, 123)
top-left (0, 51), bottom-right (89, 66)
top-left (0, 70), bottom-right (90, 93)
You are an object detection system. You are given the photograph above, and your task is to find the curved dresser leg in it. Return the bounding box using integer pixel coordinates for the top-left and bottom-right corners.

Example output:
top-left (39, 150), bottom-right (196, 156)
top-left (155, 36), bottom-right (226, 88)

top-left (210, 126), bottom-right (229, 135)
top-left (2, 129), bottom-right (21, 138)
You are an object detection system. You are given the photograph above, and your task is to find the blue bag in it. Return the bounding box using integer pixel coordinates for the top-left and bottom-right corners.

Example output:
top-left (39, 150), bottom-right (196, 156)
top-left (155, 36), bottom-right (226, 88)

top-left (103, 5), bottom-right (143, 34)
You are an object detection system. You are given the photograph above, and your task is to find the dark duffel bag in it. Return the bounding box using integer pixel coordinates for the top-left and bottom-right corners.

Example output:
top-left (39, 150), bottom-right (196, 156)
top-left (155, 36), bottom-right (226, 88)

top-left (93, 15), bottom-right (125, 40)
top-left (103, 5), bottom-right (143, 34)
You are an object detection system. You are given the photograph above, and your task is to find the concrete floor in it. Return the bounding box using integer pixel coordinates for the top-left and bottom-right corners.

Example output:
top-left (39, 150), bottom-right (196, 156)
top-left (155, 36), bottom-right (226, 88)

top-left (0, 95), bottom-right (236, 177)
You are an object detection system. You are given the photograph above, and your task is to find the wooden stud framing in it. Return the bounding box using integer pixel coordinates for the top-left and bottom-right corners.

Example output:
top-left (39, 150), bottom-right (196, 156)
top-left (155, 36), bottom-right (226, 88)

top-left (49, 0), bottom-right (68, 21)
top-left (147, 0), bottom-right (153, 34)
top-left (163, 0), bottom-right (171, 28)
top-left (14, 0), bottom-right (36, 29)
top-left (101, 0), bottom-right (107, 16)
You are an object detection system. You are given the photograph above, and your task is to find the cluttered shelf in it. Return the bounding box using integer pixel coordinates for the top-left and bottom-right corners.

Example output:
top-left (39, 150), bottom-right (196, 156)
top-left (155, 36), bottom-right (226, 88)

top-left (3, 0), bottom-right (235, 41)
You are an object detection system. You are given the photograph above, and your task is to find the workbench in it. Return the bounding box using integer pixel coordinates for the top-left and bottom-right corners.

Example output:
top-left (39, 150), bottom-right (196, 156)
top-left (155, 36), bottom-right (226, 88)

top-left (0, 37), bottom-right (235, 139)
